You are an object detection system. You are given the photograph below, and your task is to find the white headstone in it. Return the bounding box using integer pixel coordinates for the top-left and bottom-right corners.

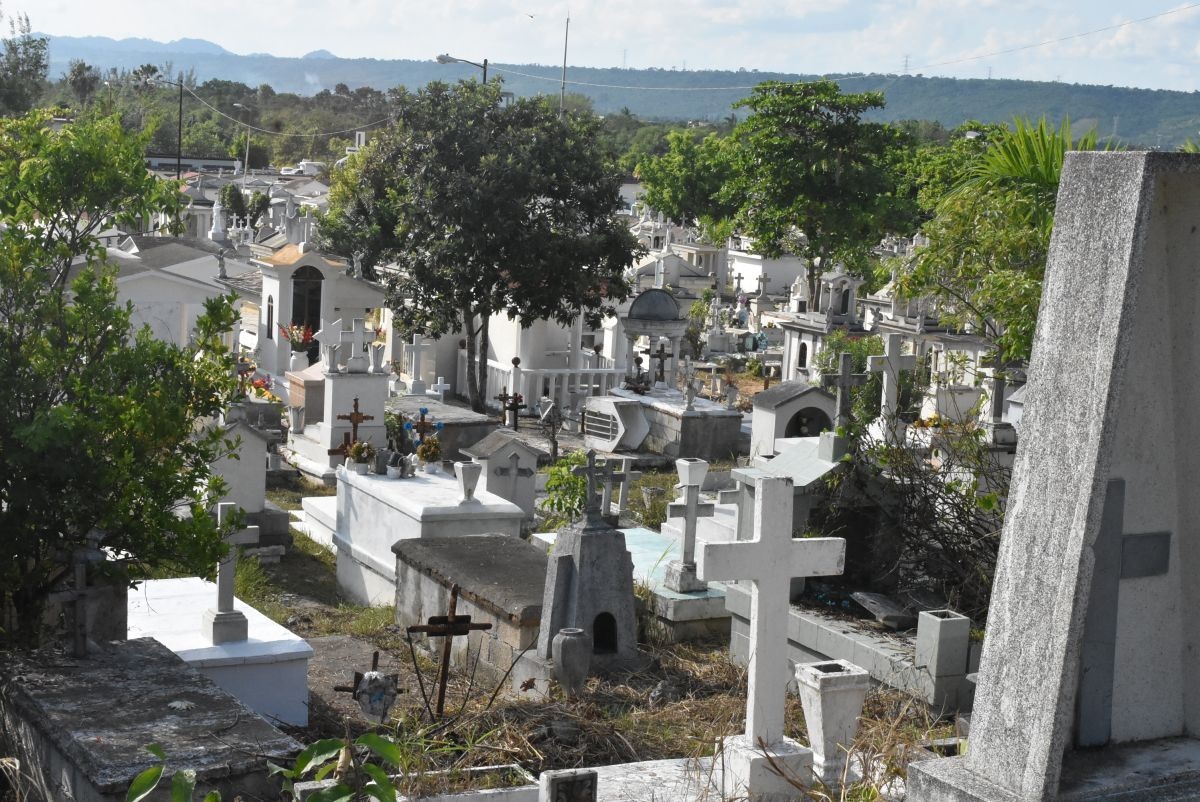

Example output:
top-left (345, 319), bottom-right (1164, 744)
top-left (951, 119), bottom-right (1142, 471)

top-left (201, 503), bottom-right (260, 644)
top-left (407, 334), bottom-right (427, 395)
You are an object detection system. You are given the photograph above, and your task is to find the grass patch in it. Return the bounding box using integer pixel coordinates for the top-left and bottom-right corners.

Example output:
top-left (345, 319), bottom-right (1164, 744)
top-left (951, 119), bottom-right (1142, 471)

top-left (627, 470), bottom-right (678, 530)
top-left (234, 551), bottom-right (289, 623)
top-left (266, 479), bottom-right (335, 511)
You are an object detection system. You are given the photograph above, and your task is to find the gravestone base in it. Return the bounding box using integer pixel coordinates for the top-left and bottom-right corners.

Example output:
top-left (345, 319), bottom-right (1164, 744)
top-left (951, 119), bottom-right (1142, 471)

top-left (909, 737), bottom-right (1200, 802)
top-left (664, 559), bottom-right (706, 593)
top-left (720, 734), bottom-right (812, 801)
top-left (201, 608), bottom-right (248, 644)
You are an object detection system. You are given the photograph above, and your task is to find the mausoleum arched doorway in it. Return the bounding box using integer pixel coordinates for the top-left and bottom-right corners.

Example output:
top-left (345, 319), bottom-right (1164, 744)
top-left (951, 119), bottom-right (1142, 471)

top-left (784, 407), bottom-right (832, 438)
top-left (291, 265), bottom-right (323, 329)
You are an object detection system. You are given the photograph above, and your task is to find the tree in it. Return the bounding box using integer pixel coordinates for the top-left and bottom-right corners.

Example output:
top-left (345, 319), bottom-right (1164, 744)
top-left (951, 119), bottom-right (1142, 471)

top-left (0, 112), bottom-right (240, 647)
top-left (726, 80), bottom-right (918, 302)
top-left (898, 117), bottom-right (1098, 362)
top-left (65, 59), bottom-right (100, 108)
top-left (635, 130), bottom-right (738, 232)
top-left (0, 8), bottom-right (47, 115)
top-left (320, 81), bottom-right (642, 412)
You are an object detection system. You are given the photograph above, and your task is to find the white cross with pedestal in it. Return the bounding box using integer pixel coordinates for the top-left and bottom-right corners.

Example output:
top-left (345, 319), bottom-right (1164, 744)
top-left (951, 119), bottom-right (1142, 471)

top-left (429, 376), bottom-right (451, 402)
top-left (201, 502), bottom-right (260, 644)
top-left (339, 318), bottom-right (370, 374)
top-left (665, 459), bottom-right (715, 593)
top-left (867, 333), bottom-right (916, 439)
top-left (697, 476), bottom-right (846, 798)
top-left (407, 334), bottom-right (427, 395)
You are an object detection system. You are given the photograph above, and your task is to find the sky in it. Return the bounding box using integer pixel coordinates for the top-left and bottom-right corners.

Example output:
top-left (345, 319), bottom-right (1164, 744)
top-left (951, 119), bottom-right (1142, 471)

top-left (29, 1), bottom-right (1200, 92)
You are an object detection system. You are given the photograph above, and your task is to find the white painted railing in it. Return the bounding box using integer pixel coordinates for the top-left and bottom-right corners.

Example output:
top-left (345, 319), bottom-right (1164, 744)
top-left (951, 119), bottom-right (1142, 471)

top-left (456, 351), bottom-right (627, 413)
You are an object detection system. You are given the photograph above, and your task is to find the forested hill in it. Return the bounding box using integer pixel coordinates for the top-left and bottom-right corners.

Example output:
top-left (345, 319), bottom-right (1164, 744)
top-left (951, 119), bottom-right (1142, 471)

top-left (47, 34), bottom-right (1200, 147)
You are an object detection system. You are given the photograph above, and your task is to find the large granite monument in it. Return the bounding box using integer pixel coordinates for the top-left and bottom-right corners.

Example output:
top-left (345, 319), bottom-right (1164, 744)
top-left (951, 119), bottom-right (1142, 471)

top-left (909, 152), bottom-right (1200, 800)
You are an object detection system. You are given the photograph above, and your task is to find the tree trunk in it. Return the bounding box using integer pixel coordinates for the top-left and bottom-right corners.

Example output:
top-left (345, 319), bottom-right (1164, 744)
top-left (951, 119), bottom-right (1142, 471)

top-left (462, 305), bottom-right (482, 413)
top-left (476, 315), bottom-right (490, 415)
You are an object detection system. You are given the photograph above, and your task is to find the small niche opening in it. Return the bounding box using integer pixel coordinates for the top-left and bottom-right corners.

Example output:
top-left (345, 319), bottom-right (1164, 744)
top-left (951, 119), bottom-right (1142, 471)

top-left (592, 612), bottom-right (617, 654)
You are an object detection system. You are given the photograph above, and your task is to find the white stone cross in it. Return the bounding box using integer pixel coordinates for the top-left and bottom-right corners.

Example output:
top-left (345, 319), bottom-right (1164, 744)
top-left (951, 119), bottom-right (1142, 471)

top-left (429, 376), bottom-right (451, 402)
top-left (867, 333), bottom-right (916, 424)
top-left (756, 273), bottom-right (771, 297)
top-left (202, 502), bottom-right (260, 644)
top-left (339, 318), bottom-right (370, 373)
top-left (407, 334), bottom-right (427, 395)
top-left (665, 459), bottom-right (715, 592)
top-left (697, 477), bottom-right (845, 746)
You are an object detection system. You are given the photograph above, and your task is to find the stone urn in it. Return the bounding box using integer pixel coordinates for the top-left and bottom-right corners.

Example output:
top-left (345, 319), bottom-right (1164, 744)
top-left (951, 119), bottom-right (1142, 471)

top-left (368, 343), bottom-right (387, 374)
top-left (794, 659), bottom-right (871, 786)
top-left (455, 461), bottom-right (482, 502)
top-left (289, 350), bottom-right (307, 372)
top-left (323, 343), bottom-right (340, 373)
top-left (552, 628), bottom-right (591, 698)
top-left (349, 460), bottom-right (369, 475)
top-left (287, 405), bottom-right (305, 435)
top-left (676, 457), bottom-right (709, 488)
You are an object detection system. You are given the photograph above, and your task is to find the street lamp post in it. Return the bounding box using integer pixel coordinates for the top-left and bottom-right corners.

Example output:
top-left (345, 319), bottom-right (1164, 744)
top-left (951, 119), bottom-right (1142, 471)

top-left (436, 53), bottom-right (488, 83)
top-left (232, 102), bottom-right (251, 191)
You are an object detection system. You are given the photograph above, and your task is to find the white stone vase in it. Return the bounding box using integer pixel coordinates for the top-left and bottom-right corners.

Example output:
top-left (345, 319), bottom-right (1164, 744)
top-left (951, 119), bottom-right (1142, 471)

top-left (368, 344), bottom-right (387, 374)
top-left (287, 405), bottom-right (305, 434)
top-left (676, 457), bottom-right (709, 488)
top-left (552, 628), bottom-right (591, 698)
top-left (422, 461), bottom-right (439, 475)
top-left (455, 461), bottom-right (482, 502)
top-left (289, 350), bottom-right (307, 371)
top-left (794, 659), bottom-right (871, 786)
top-left (386, 465), bottom-right (403, 479)
top-left (349, 460), bottom-right (369, 475)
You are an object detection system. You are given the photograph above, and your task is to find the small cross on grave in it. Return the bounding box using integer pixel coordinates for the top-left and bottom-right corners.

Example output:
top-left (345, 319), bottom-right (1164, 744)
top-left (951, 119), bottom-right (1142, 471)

top-left (407, 334), bottom-right (427, 395)
top-left (822, 352), bottom-right (868, 431)
top-left (338, 318), bottom-right (371, 373)
top-left (202, 502), bottom-right (260, 644)
top-left (495, 386), bottom-right (527, 431)
top-left (612, 457), bottom-right (641, 514)
top-left (755, 273), bottom-right (771, 297)
top-left (428, 376), bottom-right (451, 403)
top-left (337, 396), bottom-right (375, 441)
top-left (734, 273), bottom-right (744, 296)
top-left (493, 451), bottom-right (534, 502)
top-left (641, 342), bottom-right (673, 384)
top-left (867, 333), bottom-right (916, 437)
top-left (409, 407), bottom-right (437, 444)
top-left (406, 585), bottom-right (492, 718)
top-left (572, 449), bottom-right (614, 526)
top-left (333, 650), bottom-right (404, 724)
top-left (697, 476), bottom-right (845, 796)
top-left (665, 460), bottom-right (715, 592)
top-left (538, 397), bottom-right (564, 463)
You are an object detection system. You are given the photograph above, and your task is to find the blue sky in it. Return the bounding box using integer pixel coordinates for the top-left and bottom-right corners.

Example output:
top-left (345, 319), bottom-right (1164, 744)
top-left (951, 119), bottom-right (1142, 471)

top-left (31, 1), bottom-right (1200, 91)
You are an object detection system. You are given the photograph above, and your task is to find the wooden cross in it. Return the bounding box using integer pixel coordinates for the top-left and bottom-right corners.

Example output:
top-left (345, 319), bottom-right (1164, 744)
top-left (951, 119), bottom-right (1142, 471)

top-left (697, 477), bottom-right (845, 746)
top-left (572, 449), bottom-right (613, 525)
top-left (406, 586), bottom-right (492, 718)
top-left (822, 352), bottom-right (869, 430)
top-left (410, 407), bottom-right (437, 443)
top-left (495, 386), bottom-right (527, 431)
top-left (867, 333), bottom-right (917, 424)
top-left (336, 397), bottom-right (374, 442)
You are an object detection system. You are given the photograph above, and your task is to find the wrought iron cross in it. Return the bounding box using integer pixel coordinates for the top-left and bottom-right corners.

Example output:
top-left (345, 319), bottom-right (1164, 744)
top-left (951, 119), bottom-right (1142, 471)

top-left (406, 586), bottom-right (492, 718)
top-left (336, 397), bottom-right (374, 443)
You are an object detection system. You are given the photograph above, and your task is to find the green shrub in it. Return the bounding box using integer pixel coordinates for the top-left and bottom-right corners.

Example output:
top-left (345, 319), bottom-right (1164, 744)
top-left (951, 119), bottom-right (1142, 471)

top-left (628, 470), bottom-right (678, 530)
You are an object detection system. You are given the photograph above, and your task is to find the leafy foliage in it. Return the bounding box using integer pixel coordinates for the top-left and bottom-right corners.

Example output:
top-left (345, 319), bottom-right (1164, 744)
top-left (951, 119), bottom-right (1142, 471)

top-left (899, 117), bottom-right (1099, 362)
top-left (0, 9), bottom-right (46, 115)
top-left (727, 80), bottom-right (919, 298)
top-left (635, 130), bottom-right (738, 229)
top-left (0, 112), bottom-right (238, 647)
top-left (541, 450), bottom-right (588, 529)
top-left (320, 81), bottom-right (642, 411)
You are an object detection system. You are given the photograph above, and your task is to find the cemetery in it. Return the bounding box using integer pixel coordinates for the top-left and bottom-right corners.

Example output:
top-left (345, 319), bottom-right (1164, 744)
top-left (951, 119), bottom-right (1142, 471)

top-left (13, 57), bottom-right (1200, 802)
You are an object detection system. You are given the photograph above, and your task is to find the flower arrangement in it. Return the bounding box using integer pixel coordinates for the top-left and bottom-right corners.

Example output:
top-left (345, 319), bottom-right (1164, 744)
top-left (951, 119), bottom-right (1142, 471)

top-left (348, 440), bottom-right (377, 463)
top-left (279, 323), bottom-right (314, 352)
top-left (249, 376), bottom-right (280, 403)
top-left (415, 435), bottom-right (441, 464)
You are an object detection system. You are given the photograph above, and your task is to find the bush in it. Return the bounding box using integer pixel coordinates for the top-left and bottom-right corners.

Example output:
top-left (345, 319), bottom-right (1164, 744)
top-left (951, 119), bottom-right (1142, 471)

top-left (628, 471), bottom-right (678, 530)
top-left (540, 451), bottom-right (588, 529)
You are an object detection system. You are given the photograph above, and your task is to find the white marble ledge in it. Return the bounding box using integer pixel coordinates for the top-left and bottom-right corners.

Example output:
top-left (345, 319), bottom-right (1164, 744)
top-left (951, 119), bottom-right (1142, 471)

top-left (338, 464), bottom-right (524, 522)
top-left (128, 577), bottom-right (313, 668)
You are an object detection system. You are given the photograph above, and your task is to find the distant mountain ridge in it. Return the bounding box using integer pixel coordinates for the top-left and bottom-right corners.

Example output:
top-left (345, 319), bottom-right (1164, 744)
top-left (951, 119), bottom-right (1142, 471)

top-left (42, 33), bottom-right (1200, 147)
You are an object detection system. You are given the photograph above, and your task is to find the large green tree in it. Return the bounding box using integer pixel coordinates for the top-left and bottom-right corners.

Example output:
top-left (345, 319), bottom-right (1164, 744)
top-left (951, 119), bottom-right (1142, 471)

top-left (320, 81), bottom-right (642, 412)
top-left (899, 117), bottom-right (1097, 362)
top-left (635, 129), bottom-right (738, 235)
top-left (0, 8), bottom-right (46, 115)
top-left (0, 112), bottom-right (240, 647)
top-left (726, 80), bottom-right (917, 301)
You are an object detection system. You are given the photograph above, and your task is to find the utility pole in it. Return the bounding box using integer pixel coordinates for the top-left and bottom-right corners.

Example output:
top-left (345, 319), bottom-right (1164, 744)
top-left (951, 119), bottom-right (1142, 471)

top-left (559, 13), bottom-right (570, 117)
top-left (175, 75), bottom-right (183, 181)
